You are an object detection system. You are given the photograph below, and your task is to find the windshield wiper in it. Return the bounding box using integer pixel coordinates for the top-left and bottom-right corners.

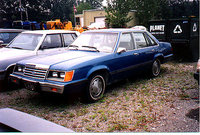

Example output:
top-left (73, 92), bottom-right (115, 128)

top-left (68, 45), bottom-right (79, 50)
top-left (11, 47), bottom-right (23, 50)
top-left (81, 46), bottom-right (99, 52)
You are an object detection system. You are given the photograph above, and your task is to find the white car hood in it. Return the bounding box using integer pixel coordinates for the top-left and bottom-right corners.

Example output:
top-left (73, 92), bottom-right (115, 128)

top-left (0, 48), bottom-right (35, 71)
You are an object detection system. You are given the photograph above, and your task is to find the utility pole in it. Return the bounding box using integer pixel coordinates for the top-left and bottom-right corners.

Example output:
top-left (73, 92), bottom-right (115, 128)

top-left (25, 8), bottom-right (28, 21)
top-left (73, 5), bottom-right (77, 27)
top-left (19, 0), bottom-right (23, 21)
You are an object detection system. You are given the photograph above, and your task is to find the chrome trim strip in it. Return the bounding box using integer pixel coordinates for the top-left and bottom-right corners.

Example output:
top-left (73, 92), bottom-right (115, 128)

top-left (164, 54), bottom-right (173, 58)
top-left (10, 74), bottom-right (64, 88)
top-left (25, 63), bottom-right (50, 70)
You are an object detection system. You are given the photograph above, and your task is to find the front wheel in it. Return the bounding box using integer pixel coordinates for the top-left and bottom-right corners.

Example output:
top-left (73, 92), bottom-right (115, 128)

top-left (85, 74), bottom-right (106, 102)
top-left (151, 59), bottom-right (161, 77)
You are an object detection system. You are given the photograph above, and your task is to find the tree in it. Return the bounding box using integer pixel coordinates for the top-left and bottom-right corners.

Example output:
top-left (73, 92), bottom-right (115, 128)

top-left (168, 0), bottom-right (199, 19)
top-left (105, 0), bottom-right (133, 28)
top-left (76, 2), bottom-right (93, 14)
top-left (81, 0), bottom-right (103, 8)
top-left (0, 0), bottom-right (76, 22)
top-left (131, 0), bottom-right (167, 26)
top-left (49, 0), bottom-right (74, 21)
top-left (131, 0), bottom-right (199, 26)
top-left (0, 0), bottom-right (52, 22)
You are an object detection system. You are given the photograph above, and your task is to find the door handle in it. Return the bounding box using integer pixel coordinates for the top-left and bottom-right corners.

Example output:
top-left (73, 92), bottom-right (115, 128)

top-left (133, 53), bottom-right (139, 56)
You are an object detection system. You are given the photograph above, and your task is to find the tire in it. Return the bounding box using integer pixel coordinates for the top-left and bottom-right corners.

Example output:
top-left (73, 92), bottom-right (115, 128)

top-left (151, 59), bottom-right (161, 77)
top-left (85, 74), bottom-right (106, 102)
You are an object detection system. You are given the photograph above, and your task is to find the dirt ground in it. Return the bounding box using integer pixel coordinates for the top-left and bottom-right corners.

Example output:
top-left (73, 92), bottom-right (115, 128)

top-left (0, 61), bottom-right (199, 132)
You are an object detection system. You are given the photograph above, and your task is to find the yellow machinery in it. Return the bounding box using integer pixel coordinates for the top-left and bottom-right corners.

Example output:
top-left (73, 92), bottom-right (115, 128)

top-left (46, 19), bottom-right (84, 33)
top-left (46, 19), bottom-right (64, 30)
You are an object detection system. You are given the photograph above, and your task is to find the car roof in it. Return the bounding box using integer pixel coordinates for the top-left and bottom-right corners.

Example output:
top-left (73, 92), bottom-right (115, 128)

top-left (0, 29), bottom-right (25, 33)
top-left (85, 28), bottom-right (146, 33)
top-left (22, 30), bottom-right (79, 34)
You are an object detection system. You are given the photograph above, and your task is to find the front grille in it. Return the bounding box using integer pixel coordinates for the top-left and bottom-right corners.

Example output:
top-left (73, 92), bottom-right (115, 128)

top-left (24, 66), bottom-right (48, 79)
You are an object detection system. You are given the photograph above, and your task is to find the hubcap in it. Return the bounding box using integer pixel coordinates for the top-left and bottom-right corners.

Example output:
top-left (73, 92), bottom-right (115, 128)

top-left (89, 76), bottom-right (105, 99)
top-left (152, 60), bottom-right (160, 76)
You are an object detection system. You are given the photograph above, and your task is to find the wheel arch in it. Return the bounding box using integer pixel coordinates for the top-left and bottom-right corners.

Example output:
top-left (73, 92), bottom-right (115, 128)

top-left (86, 66), bottom-right (111, 84)
top-left (5, 64), bottom-right (16, 77)
top-left (154, 54), bottom-right (164, 64)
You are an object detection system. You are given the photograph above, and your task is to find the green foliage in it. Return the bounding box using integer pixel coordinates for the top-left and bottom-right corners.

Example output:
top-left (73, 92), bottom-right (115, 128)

top-left (76, 2), bottom-right (93, 14)
top-left (131, 0), bottom-right (199, 26)
top-left (0, 0), bottom-right (75, 22)
top-left (131, 0), bottom-right (165, 26)
top-left (83, 0), bottom-right (103, 8)
top-left (168, 0), bottom-right (199, 19)
top-left (104, 0), bottom-right (133, 28)
top-left (0, 0), bottom-right (103, 22)
top-left (50, 0), bottom-right (75, 21)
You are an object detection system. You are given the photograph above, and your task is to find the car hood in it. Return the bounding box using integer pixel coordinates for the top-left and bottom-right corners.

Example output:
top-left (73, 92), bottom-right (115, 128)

top-left (0, 48), bottom-right (35, 71)
top-left (0, 48), bottom-right (34, 60)
top-left (19, 50), bottom-right (109, 69)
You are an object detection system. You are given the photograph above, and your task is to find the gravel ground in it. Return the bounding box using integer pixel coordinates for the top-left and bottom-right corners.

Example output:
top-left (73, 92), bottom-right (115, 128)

top-left (0, 61), bottom-right (199, 132)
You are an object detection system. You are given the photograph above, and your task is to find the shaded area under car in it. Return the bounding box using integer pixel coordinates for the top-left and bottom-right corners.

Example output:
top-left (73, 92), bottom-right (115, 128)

top-left (185, 108), bottom-right (199, 122)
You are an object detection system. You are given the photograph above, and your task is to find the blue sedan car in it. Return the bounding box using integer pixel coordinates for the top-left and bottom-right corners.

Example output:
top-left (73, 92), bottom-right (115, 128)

top-left (10, 29), bottom-right (173, 102)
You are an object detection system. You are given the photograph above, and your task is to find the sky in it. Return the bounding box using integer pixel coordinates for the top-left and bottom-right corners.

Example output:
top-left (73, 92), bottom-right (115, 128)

top-left (102, 0), bottom-right (107, 6)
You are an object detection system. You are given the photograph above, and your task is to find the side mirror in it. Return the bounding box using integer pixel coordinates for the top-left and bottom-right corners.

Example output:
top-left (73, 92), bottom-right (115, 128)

top-left (117, 47), bottom-right (126, 54)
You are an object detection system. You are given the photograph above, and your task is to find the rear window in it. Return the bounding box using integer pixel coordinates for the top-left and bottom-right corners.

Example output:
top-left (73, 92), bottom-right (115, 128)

top-left (0, 33), bottom-right (19, 44)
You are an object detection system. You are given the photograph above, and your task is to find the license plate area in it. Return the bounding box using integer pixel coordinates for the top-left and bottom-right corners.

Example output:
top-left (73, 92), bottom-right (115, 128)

top-left (24, 81), bottom-right (40, 91)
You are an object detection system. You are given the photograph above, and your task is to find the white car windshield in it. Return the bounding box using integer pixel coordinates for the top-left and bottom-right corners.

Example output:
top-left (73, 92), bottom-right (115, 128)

top-left (71, 32), bottom-right (118, 53)
top-left (7, 33), bottom-right (42, 50)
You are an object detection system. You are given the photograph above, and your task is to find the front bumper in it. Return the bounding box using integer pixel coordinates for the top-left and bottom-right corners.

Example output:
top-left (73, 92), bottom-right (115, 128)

top-left (10, 74), bottom-right (87, 94)
top-left (163, 54), bottom-right (173, 63)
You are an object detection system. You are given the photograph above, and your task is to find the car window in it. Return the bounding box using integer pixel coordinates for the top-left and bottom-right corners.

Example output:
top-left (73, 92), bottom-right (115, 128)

top-left (145, 34), bottom-right (157, 46)
top-left (118, 33), bottom-right (134, 51)
top-left (133, 32), bottom-right (148, 49)
top-left (0, 33), bottom-right (19, 44)
top-left (63, 34), bottom-right (75, 47)
top-left (40, 34), bottom-right (62, 49)
top-left (71, 33), bottom-right (77, 39)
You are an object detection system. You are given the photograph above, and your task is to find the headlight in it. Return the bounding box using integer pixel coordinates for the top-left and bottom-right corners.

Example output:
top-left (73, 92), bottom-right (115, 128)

top-left (14, 65), bottom-right (25, 74)
top-left (52, 72), bottom-right (58, 78)
top-left (60, 72), bottom-right (65, 78)
top-left (47, 70), bottom-right (74, 82)
top-left (18, 66), bottom-right (24, 72)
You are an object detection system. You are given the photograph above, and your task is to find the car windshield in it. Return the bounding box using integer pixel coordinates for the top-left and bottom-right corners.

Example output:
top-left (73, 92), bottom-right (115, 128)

top-left (0, 33), bottom-right (19, 44)
top-left (71, 32), bottom-right (118, 53)
top-left (7, 33), bottom-right (42, 50)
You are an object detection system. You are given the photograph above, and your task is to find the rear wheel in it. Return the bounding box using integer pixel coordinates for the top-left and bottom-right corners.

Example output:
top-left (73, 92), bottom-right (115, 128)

top-left (151, 59), bottom-right (161, 77)
top-left (85, 74), bottom-right (106, 102)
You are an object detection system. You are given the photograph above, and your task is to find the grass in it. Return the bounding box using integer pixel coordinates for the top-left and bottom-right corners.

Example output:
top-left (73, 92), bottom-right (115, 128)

top-left (0, 61), bottom-right (198, 132)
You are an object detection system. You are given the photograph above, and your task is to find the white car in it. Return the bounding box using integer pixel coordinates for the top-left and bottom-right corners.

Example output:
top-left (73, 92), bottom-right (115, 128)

top-left (0, 30), bottom-right (80, 86)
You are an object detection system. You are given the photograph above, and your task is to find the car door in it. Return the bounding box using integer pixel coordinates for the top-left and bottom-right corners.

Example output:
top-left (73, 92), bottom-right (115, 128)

top-left (132, 32), bottom-right (158, 68)
top-left (110, 32), bottom-right (139, 81)
top-left (37, 34), bottom-right (64, 55)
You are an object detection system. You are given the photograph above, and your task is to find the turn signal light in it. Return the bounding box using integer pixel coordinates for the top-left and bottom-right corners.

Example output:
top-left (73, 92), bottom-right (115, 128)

top-left (64, 70), bottom-right (74, 82)
top-left (51, 88), bottom-right (57, 92)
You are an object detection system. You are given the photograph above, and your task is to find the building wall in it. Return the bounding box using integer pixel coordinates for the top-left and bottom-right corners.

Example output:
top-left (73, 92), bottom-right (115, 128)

top-left (83, 10), bottom-right (106, 27)
top-left (75, 9), bottom-right (137, 28)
